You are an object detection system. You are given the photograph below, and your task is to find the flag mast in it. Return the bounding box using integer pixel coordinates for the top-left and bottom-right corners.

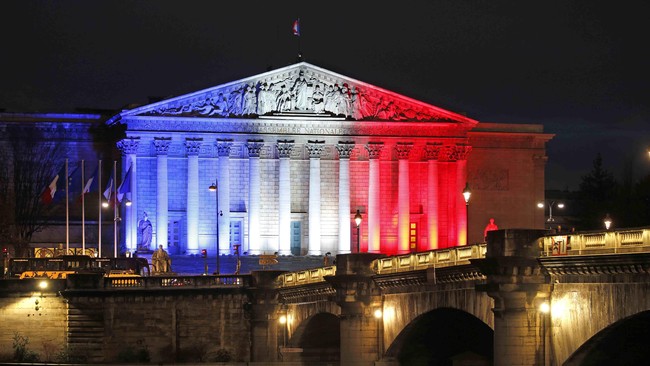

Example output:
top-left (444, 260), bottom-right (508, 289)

top-left (65, 159), bottom-right (70, 252)
top-left (113, 160), bottom-right (118, 258)
top-left (81, 160), bottom-right (86, 253)
top-left (98, 160), bottom-right (102, 258)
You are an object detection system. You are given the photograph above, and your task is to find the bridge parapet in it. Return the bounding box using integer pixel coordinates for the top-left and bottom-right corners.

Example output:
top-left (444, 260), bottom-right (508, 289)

top-left (376, 244), bottom-right (487, 274)
top-left (541, 227), bottom-right (650, 256)
top-left (277, 266), bottom-right (336, 287)
top-left (63, 273), bottom-right (250, 290)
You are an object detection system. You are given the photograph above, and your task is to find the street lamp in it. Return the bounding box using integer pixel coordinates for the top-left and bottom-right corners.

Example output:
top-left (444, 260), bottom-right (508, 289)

top-left (208, 180), bottom-right (220, 275)
top-left (604, 213), bottom-right (612, 230)
top-left (537, 201), bottom-right (564, 223)
top-left (354, 209), bottom-right (362, 253)
top-left (463, 183), bottom-right (471, 244)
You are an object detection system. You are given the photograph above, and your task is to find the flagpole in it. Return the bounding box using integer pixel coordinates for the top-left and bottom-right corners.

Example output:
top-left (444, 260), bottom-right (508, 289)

top-left (98, 160), bottom-right (102, 258)
top-left (65, 159), bottom-right (70, 253)
top-left (113, 160), bottom-right (118, 258)
top-left (81, 160), bottom-right (86, 253)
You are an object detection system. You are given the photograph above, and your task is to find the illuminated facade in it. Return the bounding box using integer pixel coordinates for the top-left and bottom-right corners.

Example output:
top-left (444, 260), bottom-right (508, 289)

top-left (103, 62), bottom-right (553, 256)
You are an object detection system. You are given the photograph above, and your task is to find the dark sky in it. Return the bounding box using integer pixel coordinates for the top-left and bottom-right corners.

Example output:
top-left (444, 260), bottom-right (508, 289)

top-left (2, 1), bottom-right (649, 190)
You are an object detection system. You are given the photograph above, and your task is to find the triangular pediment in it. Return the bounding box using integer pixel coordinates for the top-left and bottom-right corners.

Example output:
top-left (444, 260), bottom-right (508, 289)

top-left (121, 62), bottom-right (476, 125)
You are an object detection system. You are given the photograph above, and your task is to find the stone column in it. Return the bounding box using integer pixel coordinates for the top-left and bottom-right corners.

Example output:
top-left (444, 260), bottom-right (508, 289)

top-left (246, 140), bottom-right (264, 254)
top-left (277, 140), bottom-right (294, 255)
top-left (327, 253), bottom-right (385, 366)
top-left (396, 142), bottom-right (413, 253)
top-left (440, 146), bottom-right (456, 246)
top-left (454, 145), bottom-right (471, 245)
top-left (336, 142), bottom-right (355, 254)
top-left (216, 139), bottom-right (233, 255)
top-left (306, 140), bottom-right (325, 255)
top-left (248, 270), bottom-right (287, 362)
top-left (475, 229), bottom-right (551, 366)
top-left (154, 137), bottom-right (171, 250)
top-left (365, 142), bottom-right (384, 253)
top-left (117, 137), bottom-right (140, 252)
top-left (424, 143), bottom-right (441, 250)
top-left (185, 138), bottom-right (202, 255)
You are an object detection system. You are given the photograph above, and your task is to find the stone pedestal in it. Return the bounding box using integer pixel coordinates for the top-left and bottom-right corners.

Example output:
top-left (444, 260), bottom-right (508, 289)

top-left (474, 229), bottom-right (551, 366)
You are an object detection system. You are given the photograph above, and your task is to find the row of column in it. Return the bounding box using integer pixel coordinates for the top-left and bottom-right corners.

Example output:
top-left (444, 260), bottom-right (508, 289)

top-left (117, 137), bottom-right (470, 255)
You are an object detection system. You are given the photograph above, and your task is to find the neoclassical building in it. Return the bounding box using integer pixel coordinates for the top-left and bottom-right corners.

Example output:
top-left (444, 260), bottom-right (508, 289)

top-left (106, 62), bottom-right (553, 256)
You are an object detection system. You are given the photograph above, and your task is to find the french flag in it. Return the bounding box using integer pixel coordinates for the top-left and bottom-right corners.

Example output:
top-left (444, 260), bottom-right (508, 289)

top-left (41, 164), bottom-right (66, 205)
top-left (292, 18), bottom-right (300, 36)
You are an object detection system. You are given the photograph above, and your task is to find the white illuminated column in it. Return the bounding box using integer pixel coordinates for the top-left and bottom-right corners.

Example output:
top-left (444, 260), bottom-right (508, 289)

top-left (216, 139), bottom-right (233, 255)
top-left (366, 142), bottom-right (384, 253)
top-left (246, 140), bottom-right (264, 254)
top-left (307, 141), bottom-right (325, 255)
top-left (396, 143), bottom-right (413, 253)
top-left (117, 138), bottom-right (140, 252)
top-left (336, 142), bottom-right (355, 254)
top-left (154, 137), bottom-right (171, 250)
top-left (185, 138), bottom-right (202, 254)
top-left (277, 140), bottom-right (294, 255)
top-left (425, 143), bottom-right (441, 250)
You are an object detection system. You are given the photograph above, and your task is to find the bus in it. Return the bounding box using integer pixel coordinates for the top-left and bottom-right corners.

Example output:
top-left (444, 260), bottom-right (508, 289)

top-left (4, 255), bottom-right (150, 279)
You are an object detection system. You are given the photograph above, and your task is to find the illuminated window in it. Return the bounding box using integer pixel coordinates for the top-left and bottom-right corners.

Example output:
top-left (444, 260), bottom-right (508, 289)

top-left (409, 222), bottom-right (418, 251)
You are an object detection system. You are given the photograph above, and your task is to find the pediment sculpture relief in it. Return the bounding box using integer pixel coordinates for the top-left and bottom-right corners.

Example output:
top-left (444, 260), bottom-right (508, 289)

top-left (147, 68), bottom-right (454, 122)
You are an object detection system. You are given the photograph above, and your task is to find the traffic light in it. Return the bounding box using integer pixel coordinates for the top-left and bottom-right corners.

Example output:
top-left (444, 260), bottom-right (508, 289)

top-left (201, 249), bottom-right (207, 258)
top-left (2, 248), bottom-right (7, 258)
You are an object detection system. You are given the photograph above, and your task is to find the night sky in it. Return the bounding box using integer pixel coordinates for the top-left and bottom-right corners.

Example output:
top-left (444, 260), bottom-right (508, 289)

top-left (2, 1), bottom-right (648, 190)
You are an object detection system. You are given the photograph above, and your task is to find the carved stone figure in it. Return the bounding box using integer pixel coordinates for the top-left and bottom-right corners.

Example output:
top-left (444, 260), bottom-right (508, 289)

top-left (242, 84), bottom-right (257, 115)
top-left (293, 72), bottom-right (309, 110)
top-left (138, 212), bottom-right (153, 251)
top-left (151, 245), bottom-right (172, 273)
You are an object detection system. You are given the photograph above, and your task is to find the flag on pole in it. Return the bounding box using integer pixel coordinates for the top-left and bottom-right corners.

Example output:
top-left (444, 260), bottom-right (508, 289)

top-left (64, 162), bottom-right (83, 201)
top-left (292, 18), bottom-right (300, 36)
top-left (41, 164), bottom-right (66, 205)
top-left (103, 168), bottom-right (114, 202)
top-left (117, 165), bottom-right (132, 203)
top-left (79, 163), bottom-right (99, 201)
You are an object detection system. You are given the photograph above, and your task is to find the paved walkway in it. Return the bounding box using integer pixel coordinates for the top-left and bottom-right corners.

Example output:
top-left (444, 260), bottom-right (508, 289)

top-left (138, 253), bottom-right (329, 276)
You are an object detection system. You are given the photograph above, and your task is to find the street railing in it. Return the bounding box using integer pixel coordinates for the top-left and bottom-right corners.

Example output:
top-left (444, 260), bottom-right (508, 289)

top-left (105, 274), bottom-right (249, 289)
top-left (541, 227), bottom-right (650, 256)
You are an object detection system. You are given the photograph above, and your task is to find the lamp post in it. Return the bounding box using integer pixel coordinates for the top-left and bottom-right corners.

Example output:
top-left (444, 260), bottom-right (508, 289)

top-left (208, 180), bottom-right (220, 275)
top-left (537, 201), bottom-right (564, 223)
top-left (604, 213), bottom-right (612, 230)
top-left (462, 183), bottom-right (471, 245)
top-left (354, 209), bottom-right (362, 253)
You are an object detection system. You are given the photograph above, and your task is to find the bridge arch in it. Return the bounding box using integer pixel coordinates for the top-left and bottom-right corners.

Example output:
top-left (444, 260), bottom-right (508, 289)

top-left (563, 310), bottom-right (650, 366)
top-left (385, 307), bottom-right (493, 365)
top-left (285, 312), bottom-right (340, 362)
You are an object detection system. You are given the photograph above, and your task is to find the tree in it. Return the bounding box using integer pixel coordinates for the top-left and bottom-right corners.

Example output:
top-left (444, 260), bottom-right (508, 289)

top-left (0, 126), bottom-right (66, 256)
top-left (577, 153), bottom-right (618, 230)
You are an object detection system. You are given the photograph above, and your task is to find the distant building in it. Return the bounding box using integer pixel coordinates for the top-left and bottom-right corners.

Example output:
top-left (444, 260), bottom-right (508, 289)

top-left (0, 62), bottom-right (553, 256)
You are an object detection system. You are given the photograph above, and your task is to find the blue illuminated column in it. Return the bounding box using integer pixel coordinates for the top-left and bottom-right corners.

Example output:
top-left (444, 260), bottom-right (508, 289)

top-left (117, 137), bottom-right (140, 252)
top-left (216, 139), bottom-right (233, 255)
top-left (246, 140), bottom-right (264, 254)
top-left (366, 142), bottom-right (384, 253)
top-left (154, 137), bottom-right (172, 250)
top-left (336, 142), bottom-right (355, 254)
top-left (306, 140), bottom-right (325, 255)
top-left (396, 142), bottom-right (413, 253)
top-left (277, 140), bottom-right (294, 255)
top-left (185, 138), bottom-right (202, 254)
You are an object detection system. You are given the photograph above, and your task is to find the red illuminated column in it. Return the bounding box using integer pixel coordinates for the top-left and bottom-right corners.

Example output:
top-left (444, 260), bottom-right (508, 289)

top-left (246, 140), bottom-right (264, 254)
top-left (455, 145), bottom-right (471, 245)
top-left (154, 137), bottom-right (171, 250)
top-left (277, 140), bottom-right (294, 255)
top-left (366, 142), bottom-right (384, 253)
top-left (396, 142), bottom-right (413, 253)
top-left (425, 143), bottom-right (441, 250)
top-left (217, 139), bottom-right (233, 255)
top-left (336, 142), bottom-right (355, 254)
top-left (185, 138), bottom-right (202, 255)
top-left (307, 140), bottom-right (325, 255)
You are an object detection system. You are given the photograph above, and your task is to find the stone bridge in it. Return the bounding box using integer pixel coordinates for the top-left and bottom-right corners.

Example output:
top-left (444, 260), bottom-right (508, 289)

top-left (1, 228), bottom-right (650, 365)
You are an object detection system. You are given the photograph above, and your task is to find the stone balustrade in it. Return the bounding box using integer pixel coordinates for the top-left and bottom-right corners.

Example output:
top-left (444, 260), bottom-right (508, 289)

top-left (541, 226), bottom-right (650, 256)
